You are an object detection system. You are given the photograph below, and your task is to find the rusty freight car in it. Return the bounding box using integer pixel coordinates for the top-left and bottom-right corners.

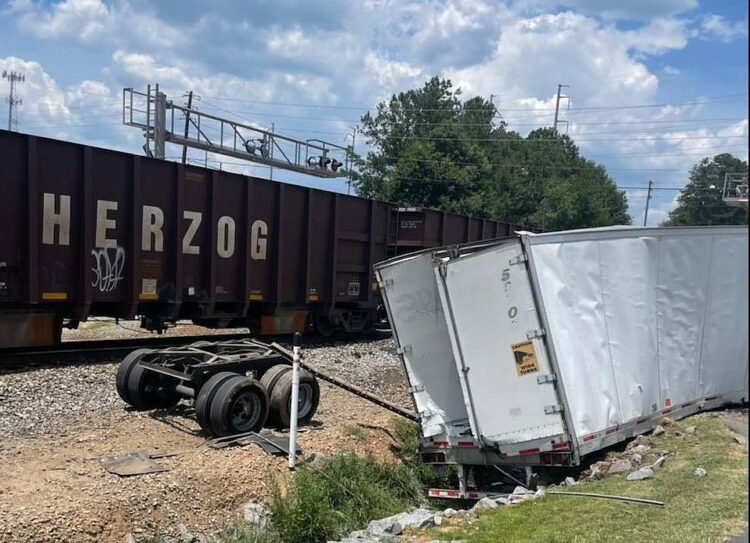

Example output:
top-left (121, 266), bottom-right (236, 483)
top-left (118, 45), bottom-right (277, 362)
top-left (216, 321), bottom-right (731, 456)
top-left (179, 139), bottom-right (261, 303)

top-left (0, 130), bottom-right (523, 349)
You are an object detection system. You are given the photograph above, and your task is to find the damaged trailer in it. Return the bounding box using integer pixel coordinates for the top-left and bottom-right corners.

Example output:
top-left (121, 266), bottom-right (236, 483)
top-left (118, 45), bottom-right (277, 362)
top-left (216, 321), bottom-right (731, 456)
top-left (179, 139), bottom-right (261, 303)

top-left (375, 226), bottom-right (748, 498)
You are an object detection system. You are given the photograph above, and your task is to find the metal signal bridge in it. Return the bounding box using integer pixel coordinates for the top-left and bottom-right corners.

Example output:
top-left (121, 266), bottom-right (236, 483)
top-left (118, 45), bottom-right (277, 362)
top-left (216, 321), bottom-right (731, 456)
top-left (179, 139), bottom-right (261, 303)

top-left (123, 85), bottom-right (353, 178)
top-left (722, 172), bottom-right (749, 208)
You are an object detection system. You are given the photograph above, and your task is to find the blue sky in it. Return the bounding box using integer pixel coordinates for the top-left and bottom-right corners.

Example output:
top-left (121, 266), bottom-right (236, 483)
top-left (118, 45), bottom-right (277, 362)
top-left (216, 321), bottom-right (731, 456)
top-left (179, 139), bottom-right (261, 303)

top-left (1, 0), bottom-right (747, 225)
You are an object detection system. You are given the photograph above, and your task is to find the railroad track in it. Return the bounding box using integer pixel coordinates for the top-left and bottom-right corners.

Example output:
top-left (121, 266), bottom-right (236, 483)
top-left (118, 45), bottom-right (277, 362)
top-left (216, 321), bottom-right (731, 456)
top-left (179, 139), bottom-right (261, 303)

top-left (0, 329), bottom-right (392, 370)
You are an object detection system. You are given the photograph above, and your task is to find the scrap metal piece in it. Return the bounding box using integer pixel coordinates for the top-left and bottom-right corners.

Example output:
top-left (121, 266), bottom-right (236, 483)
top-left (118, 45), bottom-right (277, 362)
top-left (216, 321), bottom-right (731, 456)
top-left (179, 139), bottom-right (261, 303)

top-left (99, 450), bottom-right (169, 476)
top-left (206, 430), bottom-right (302, 456)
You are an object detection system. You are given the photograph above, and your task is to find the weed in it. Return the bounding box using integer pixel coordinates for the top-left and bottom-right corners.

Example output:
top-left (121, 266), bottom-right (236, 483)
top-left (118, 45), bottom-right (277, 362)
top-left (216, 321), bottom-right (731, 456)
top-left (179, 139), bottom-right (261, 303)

top-left (267, 452), bottom-right (424, 543)
top-left (344, 424), bottom-right (366, 440)
top-left (389, 417), bottom-right (421, 459)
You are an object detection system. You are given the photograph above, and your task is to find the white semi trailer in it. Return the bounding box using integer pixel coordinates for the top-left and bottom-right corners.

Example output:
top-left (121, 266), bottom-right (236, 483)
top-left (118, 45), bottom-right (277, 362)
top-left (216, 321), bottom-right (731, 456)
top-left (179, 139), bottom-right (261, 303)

top-left (375, 226), bottom-right (748, 499)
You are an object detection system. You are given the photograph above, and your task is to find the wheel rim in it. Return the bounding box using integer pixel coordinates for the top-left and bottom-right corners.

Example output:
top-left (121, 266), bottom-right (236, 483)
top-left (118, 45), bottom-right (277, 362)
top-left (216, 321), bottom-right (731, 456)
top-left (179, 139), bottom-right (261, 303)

top-left (230, 391), bottom-right (262, 431)
top-left (288, 383), bottom-right (314, 420)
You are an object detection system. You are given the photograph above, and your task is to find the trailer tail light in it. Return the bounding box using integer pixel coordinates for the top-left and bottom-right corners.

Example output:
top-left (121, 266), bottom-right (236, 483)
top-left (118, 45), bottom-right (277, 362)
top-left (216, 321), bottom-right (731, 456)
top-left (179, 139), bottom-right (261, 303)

top-left (421, 452), bottom-right (446, 463)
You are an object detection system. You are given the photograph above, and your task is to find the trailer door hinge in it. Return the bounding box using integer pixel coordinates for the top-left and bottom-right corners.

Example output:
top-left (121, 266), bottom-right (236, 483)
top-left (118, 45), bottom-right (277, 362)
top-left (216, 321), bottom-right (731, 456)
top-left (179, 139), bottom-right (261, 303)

top-left (509, 254), bottom-right (528, 266)
top-left (409, 384), bottom-right (425, 394)
top-left (526, 328), bottom-right (545, 340)
top-left (537, 374), bottom-right (556, 385)
top-left (438, 264), bottom-right (448, 277)
top-left (544, 405), bottom-right (564, 415)
top-left (378, 278), bottom-right (393, 289)
top-left (396, 345), bottom-right (412, 355)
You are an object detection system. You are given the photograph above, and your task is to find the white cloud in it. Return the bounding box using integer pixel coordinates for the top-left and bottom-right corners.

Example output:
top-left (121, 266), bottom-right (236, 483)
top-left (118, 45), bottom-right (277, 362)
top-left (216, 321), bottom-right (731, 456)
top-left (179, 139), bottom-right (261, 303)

top-left (547, 0), bottom-right (698, 20)
top-left (696, 13), bottom-right (748, 42)
top-left (0, 56), bottom-right (72, 123)
top-left (663, 65), bottom-right (681, 75)
top-left (14, 0), bottom-right (186, 48)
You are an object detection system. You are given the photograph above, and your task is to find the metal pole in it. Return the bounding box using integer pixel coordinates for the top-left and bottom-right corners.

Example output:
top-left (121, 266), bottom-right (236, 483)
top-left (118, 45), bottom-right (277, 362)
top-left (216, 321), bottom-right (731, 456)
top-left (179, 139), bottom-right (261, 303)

top-left (182, 91), bottom-right (193, 165)
top-left (270, 122), bottom-right (275, 182)
top-left (348, 128), bottom-right (356, 195)
top-left (288, 332), bottom-right (302, 470)
top-left (553, 84), bottom-right (569, 134)
top-left (643, 180), bottom-right (654, 226)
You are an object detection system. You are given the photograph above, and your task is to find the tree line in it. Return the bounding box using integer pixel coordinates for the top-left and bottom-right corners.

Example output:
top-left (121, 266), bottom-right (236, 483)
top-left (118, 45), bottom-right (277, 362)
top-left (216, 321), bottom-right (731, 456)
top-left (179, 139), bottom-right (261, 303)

top-left (352, 77), bottom-right (747, 230)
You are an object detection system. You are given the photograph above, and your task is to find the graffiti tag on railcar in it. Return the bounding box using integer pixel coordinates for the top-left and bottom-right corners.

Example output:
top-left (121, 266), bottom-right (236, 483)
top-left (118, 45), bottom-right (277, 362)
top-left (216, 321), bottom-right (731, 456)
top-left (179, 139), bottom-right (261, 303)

top-left (91, 247), bottom-right (125, 292)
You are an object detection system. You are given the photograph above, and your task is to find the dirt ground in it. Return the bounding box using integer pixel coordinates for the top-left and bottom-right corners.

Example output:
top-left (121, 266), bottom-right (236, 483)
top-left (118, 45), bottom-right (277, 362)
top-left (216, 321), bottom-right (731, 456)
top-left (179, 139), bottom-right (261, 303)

top-left (0, 383), bottom-right (405, 542)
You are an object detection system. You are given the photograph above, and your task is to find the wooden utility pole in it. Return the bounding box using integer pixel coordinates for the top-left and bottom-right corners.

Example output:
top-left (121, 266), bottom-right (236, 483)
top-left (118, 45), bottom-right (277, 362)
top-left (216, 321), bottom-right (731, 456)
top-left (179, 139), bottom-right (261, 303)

top-left (643, 180), bottom-right (654, 226)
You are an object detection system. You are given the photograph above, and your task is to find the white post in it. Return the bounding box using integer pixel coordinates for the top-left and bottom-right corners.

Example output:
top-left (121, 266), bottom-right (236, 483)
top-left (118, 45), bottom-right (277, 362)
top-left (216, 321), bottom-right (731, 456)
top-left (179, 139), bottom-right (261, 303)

top-left (288, 332), bottom-right (302, 470)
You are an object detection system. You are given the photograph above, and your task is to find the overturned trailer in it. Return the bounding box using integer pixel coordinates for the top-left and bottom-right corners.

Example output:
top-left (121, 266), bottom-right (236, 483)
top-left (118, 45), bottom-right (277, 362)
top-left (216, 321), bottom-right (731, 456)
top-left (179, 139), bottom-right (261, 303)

top-left (375, 226), bottom-right (748, 498)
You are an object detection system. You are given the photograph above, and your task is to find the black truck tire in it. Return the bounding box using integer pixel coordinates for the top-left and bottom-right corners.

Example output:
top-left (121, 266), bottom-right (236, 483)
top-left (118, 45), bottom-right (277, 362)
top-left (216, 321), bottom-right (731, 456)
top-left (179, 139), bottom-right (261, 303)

top-left (208, 377), bottom-right (269, 437)
top-left (268, 369), bottom-right (320, 428)
top-left (115, 349), bottom-right (153, 406)
top-left (126, 361), bottom-right (180, 410)
top-left (194, 371), bottom-right (240, 433)
top-left (260, 364), bottom-right (291, 393)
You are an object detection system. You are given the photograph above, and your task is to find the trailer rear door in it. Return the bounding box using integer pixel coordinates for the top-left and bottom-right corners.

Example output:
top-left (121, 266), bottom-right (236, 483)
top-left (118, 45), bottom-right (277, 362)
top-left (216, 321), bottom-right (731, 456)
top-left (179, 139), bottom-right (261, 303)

top-left (376, 251), bottom-right (470, 438)
top-left (435, 241), bottom-right (567, 453)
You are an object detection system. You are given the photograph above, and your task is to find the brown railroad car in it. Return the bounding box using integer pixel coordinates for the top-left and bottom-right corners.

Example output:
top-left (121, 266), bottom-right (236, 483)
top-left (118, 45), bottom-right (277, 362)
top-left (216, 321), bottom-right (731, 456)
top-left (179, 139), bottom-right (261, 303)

top-left (0, 130), bottom-right (526, 348)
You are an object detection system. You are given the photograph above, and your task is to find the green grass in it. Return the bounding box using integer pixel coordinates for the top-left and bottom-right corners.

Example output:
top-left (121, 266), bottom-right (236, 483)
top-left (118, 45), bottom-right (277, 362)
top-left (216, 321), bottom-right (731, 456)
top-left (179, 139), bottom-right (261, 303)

top-left (343, 424), bottom-right (366, 440)
top-left (266, 452), bottom-right (424, 543)
top-left (389, 417), bottom-right (421, 459)
top-left (430, 414), bottom-right (748, 543)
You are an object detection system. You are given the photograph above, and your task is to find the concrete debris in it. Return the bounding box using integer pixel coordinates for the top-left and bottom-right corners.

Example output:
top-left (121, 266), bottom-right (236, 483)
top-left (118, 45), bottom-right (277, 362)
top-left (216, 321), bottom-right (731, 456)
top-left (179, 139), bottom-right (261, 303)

top-left (630, 453), bottom-right (643, 464)
top-left (564, 476), bottom-right (578, 487)
top-left (472, 497), bottom-right (498, 511)
top-left (512, 486), bottom-right (534, 495)
top-left (442, 508), bottom-right (458, 518)
top-left (631, 444), bottom-right (651, 455)
top-left (652, 425), bottom-right (665, 436)
top-left (694, 467), bottom-right (707, 477)
top-left (662, 417), bottom-right (676, 427)
top-left (306, 451), bottom-right (327, 465)
top-left (607, 459), bottom-right (632, 475)
top-left (344, 508), bottom-right (437, 541)
top-left (242, 502), bottom-right (269, 528)
top-left (177, 523), bottom-right (197, 543)
top-left (626, 467), bottom-right (654, 481)
top-left (684, 426), bottom-right (697, 435)
top-left (733, 433), bottom-right (747, 445)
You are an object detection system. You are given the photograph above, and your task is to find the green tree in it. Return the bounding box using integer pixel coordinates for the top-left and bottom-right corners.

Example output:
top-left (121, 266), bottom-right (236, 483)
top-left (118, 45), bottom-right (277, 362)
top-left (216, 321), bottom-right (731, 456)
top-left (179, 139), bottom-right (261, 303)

top-left (664, 154), bottom-right (748, 226)
top-left (354, 77), bottom-right (631, 230)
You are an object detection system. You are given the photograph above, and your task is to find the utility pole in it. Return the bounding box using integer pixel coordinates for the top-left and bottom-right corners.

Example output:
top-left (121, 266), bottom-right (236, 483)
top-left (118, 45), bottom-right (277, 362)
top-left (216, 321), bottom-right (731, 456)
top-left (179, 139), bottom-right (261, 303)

top-left (347, 127), bottom-right (356, 195)
top-left (643, 180), bottom-right (654, 226)
top-left (181, 91), bottom-right (193, 165)
top-left (3, 70), bottom-right (25, 131)
top-left (553, 83), bottom-right (570, 134)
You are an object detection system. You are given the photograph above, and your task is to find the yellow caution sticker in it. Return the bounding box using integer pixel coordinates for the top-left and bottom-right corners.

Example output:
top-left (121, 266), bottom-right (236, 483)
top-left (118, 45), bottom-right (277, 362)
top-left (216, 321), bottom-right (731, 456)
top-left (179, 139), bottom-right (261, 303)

top-left (511, 340), bottom-right (540, 376)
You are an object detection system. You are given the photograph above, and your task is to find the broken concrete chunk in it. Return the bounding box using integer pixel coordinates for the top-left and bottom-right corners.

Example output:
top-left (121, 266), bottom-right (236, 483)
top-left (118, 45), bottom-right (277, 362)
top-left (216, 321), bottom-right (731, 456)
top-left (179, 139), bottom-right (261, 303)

top-left (607, 459), bottom-right (632, 475)
top-left (243, 502), bottom-right (269, 527)
top-left (733, 434), bottom-right (747, 445)
top-left (442, 507), bottom-right (458, 518)
top-left (472, 497), bottom-right (498, 511)
top-left (684, 426), bottom-right (697, 435)
top-left (564, 476), bottom-right (578, 487)
top-left (694, 467), bottom-right (707, 477)
top-left (399, 508), bottom-right (436, 530)
top-left (626, 466), bottom-right (654, 481)
top-left (652, 425), bottom-right (665, 436)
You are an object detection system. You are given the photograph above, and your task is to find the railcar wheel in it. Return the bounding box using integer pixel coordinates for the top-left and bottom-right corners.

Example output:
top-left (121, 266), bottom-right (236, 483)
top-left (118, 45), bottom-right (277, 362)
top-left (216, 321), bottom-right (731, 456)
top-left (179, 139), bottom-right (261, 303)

top-left (115, 349), bottom-right (153, 406)
top-left (209, 377), bottom-right (269, 437)
top-left (259, 364), bottom-right (291, 393)
top-left (194, 371), bottom-right (240, 433)
top-left (126, 362), bottom-right (180, 410)
top-left (268, 370), bottom-right (320, 428)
